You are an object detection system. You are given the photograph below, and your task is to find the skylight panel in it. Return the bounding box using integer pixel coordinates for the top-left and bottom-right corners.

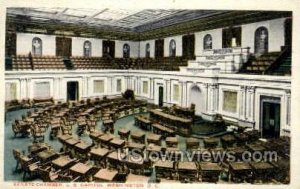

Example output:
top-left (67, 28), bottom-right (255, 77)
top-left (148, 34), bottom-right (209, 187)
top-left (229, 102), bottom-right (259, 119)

top-left (64, 8), bottom-right (99, 18)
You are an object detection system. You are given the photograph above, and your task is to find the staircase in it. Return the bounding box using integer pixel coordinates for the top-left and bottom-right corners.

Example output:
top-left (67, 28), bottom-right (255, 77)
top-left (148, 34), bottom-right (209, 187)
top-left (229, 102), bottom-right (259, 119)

top-left (240, 46), bottom-right (291, 75)
top-left (240, 52), bottom-right (281, 74)
top-left (270, 56), bottom-right (291, 75)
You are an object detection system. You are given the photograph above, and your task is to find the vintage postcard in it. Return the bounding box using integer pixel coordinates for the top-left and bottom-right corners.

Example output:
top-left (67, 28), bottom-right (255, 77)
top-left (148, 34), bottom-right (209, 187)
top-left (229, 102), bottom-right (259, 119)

top-left (1, 0), bottom-right (300, 188)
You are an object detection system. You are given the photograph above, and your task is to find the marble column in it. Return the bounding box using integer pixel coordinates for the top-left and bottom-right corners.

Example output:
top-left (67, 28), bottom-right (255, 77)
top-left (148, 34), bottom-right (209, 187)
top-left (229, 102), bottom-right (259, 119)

top-left (164, 79), bottom-right (170, 103)
top-left (26, 78), bottom-right (31, 99)
top-left (150, 78), bottom-right (154, 99)
top-left (246, 86), bottom-right (256, 121)
top-left (179, 81), bottom-right (187, 107)
top-left (239, 85), bottom-right (247, 120)
top-left (285, 89), bottom-right (291, 126)
top-left (20, 78), bottom-right (26, 99)
top-left (203, 83), bottom-right (209, 112)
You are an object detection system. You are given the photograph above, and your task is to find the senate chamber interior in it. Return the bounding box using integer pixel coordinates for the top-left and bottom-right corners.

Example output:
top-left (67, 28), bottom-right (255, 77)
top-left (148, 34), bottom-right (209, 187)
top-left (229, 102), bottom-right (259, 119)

top-left (4, 8), bottom-right (292, 184)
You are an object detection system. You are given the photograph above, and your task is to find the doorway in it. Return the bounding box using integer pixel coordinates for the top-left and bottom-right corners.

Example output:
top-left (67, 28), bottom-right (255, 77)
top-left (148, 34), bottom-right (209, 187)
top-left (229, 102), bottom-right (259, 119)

top-left (222, 27), bottom-right (242, 48)
top-left (103, 40), bottom-right (115, 58)
top-left (261, 97), bottom-right (281, 138)
top-left (189, 85), bottom-right (203, 115)
top-left (67, 81), bottom-right (79, 101)
top-left (158, 86), bottom-right (164, 107)
top-left (254, 27), bottom-right (268, 55)
top-left (284, 18), bottom-right (292, 47)
top-left (155, 39), bottom-right (164, 58)
top-left (56, 37), bottom-right (72, 57)
top-left (182, 34), bottom-right (195, 59)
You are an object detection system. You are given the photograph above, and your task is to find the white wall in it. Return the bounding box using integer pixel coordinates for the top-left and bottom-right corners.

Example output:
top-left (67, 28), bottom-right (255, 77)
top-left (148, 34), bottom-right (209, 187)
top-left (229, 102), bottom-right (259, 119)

top-left (242, 18), bottom-right (286, 53)
top-left (5, 69), bottom-right (291, 136)
top-left (195, 28), bottom-right (223, 56)
top-left (72, 37), bottom-right (102, 57)
top-left (115, 40), bottom-right (139, 58)
top-left (139, 40), bottom-right (155, 58)
top-left (164, 35), bottom-right (183, 57)
top-left (16, 33), bottom-right (56, 56)
top-left (15, 18), bottom-right (287, 57)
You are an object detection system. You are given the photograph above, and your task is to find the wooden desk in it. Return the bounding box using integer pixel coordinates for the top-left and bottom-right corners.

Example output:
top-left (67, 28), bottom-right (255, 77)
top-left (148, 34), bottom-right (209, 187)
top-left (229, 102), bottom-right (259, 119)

top-left (90, 147), bottom-right (109, 168)
top-left (203, 137), bottom-right (219, 149)
top-left (94, 169), bottom-right (118, 182)
top-left (52, 155), bottom-right (75, 170)
top-left (127, 142), bottom-right (146, 154)
top-left (70, 162), bottom-right (92, 180)
top-left (221, 134), bottom-right (236, 148)
top-left (186, 137), bottom-right (199, 149)
top-left (229, 162), bottom-right (252, 183)
top-left (37, 149), bottom-right (58, 163)
top-left (226, 146), bottom-right (247, 160)
top-left (234, 132), bottom-right (249, 144)
top-left (177, 162), bottom-right (198, 181)
top-left (246, 143), bottom-right (266, 153)
top-left (146, 133), bottom-right (162, 145)
top-left (89, 130), bottom-right (104, 141)
top-left (102, 119), bottom-right (114, 133)
top-left (134, 115), bottom-right (151, 130)
top-left (118, 128), bottom-right (130, 140)
top-left (28, 142), bottom-right (49, 155)
top-left (126, 173), bottom-right (149, 183)
top-left (199, 162), bottom-right (222, 183)
top-left (107, 151), bottom-right (126, 170)
top-left (146, 144), bottom-right (162, 152)
top-left (149, 109), bottom-right (192, 135)
top-left (152, 123), bottom-right (175, 137)
top-left (165, 147), bottom-right (183, 161)
top-left (74, 141), bottom-right (92, 159)
top-left (90, 147), bottom-right (109, 159)
top-left (58, 134), bottom-right (72, 143)
top-left (249, 162), bottom-right (274, 181)
top-left (109, 138), bottom-right (126, 149)
top-left (191, 148), bottom-right (210, 161)
top-left (165, 137), bottom-right (178, 147)
top-left (131, 131), bottom-right (145, 144)
top-left (154, 160), bottom-right (174, 179)
top-left (126, 154), bottom-right (145, 175)
top-left (98, 134), bottom-right (114, 148)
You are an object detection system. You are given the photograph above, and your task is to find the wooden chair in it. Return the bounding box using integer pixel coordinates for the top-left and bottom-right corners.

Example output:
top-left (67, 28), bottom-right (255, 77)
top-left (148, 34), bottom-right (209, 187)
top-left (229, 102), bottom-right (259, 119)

top-left (20, 156), bottom-right (40, 181)
top-left (13, 149), bottom-right (22, 171)
top-left (38, 166), bottom-right (60, 182)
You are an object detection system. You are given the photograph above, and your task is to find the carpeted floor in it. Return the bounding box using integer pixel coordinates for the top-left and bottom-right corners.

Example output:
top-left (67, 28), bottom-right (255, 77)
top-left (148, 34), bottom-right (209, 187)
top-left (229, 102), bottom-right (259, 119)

top-left (4, 109), bottom-right (226, 181)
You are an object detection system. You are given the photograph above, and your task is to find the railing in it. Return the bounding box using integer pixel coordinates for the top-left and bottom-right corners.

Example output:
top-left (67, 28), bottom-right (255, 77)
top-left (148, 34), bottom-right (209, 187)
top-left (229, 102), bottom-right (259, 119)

top-left (263, 46), bottom-right (291, 75)
top-left (203, 47), bottom-right (250, 55)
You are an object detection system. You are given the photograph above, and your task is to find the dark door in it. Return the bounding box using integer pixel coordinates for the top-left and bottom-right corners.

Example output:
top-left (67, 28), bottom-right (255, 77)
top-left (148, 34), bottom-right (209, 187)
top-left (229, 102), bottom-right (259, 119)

top-left (158, 86), bottom-right (163, 107)
top-left (262, 102), bottom-right (280, 138)
top-left (182, 34), bottom-right (195, 59)
top-left (5, 32), bottom-right (16, 56)
top-left (67, 81), bottom-right (79, 101)
top-left (56, 37), bottom-right (72, 57)
top-left (103, 40), bottom-right (115, 58)
top-left (284, 18), bottom-right (292, 47)
top-left (155, 39), bottom-right (164, 58)
top-left (222, 27), bottom-right (242, 48)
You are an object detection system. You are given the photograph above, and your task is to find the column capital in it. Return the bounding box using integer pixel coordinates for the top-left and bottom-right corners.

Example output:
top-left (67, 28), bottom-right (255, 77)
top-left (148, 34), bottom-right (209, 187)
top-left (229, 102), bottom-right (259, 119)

top-left (209, 83), bottom-right (218, 89)
top-left (247, 86), bottom-right (256, 93)
top-left (202, 83), bottom-right (209, 88)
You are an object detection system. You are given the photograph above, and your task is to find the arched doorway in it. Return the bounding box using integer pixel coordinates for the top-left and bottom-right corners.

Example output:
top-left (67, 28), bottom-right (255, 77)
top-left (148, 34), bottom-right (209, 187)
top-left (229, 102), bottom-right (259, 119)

top-left (254, 27), bottom-right (268, 55)
top-left (189, 85), bottom-right (203, 115)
